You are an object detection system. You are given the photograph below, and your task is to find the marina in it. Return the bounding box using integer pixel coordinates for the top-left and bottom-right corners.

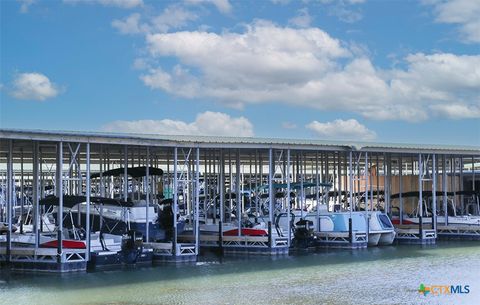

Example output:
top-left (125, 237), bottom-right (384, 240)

top-left (0, 129), bottom-right (479, 272)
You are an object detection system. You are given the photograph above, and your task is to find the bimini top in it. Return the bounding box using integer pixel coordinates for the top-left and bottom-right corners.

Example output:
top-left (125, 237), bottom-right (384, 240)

top-left (0, 128), bottom-right (479, 155)
top-left (90, 166), bottom-right (163, 179)
top-left (390, 190), bottom-right (479, 199)
top-left (257, 181), bottom-right (333, 191)
top-left (39, 195), bottom-right (133, 208)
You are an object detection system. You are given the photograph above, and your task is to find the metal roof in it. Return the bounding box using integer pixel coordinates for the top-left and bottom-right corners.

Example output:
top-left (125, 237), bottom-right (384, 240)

top-left (1, 128), bottom-right (479, 155)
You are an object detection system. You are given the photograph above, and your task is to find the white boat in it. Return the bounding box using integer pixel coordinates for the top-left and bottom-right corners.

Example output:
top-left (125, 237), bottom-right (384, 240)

top-left (392, 215), bottom-right (480, 226)
top-left (274, 209), bottom-right (370, 241)
top-left (0, 222), bottom-right (17, 234)
top-left (197, 218), bottom-right (279, 236)
top-left (0, 232), bottom-right (86, 249)
top-left (391, 190), bottom-right (480, 227)
top-left (275, 208), bottom-right (395, 246)
top-left (18, 212), bottom-right (57, 234)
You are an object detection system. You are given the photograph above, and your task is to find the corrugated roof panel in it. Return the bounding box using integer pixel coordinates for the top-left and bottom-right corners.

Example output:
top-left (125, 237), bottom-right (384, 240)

top-left (0, 128), bottom-right (479, 154)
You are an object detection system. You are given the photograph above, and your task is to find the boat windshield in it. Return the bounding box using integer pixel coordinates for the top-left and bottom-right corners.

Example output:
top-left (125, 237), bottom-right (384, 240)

top-left (378, 214), bottom-right (393, 229)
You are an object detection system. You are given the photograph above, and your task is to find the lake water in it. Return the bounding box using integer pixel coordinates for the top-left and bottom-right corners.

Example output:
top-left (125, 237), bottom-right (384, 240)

top-left (1, 241), bottom-right (479, 305)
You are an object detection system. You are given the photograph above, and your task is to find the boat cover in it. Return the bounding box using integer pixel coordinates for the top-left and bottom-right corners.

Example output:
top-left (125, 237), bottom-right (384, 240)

top-left (90, 166), bottom-right (163, 178)
top-left (39, 195), bottom-right (133, 208)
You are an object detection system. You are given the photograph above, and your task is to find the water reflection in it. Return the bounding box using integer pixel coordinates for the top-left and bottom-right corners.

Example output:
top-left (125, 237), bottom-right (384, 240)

top-left (1, 241), bottom-right (479, 305)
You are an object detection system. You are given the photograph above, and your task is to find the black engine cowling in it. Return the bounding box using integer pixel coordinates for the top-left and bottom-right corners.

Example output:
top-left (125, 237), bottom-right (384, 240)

top-left (121, 230), bottom-right (144, 264)
top-left (292, 218), bottom-right (315, 248)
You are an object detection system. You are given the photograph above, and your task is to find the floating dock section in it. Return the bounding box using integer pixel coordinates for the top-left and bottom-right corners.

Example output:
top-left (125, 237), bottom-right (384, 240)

top-left (1, 247), bottom-right (87, 272)
top-left (179, 234), bottom-right (289, 255)
top-left (315, 231), bottom-right (368, 249)
top-left (394, 225), bottom-right (436, 245)
top-left (146, 242), bottom-right (197, 263)
top-left (437, 225), bottom-right (480, 241)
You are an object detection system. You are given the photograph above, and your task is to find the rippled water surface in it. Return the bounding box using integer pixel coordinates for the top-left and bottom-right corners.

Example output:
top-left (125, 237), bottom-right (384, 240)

top-left (1, 241), bottom-right (479, 305)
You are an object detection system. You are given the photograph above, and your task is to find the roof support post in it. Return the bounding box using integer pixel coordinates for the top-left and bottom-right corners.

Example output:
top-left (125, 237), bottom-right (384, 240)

top-left (33, 141), bottom-right (40, 251)
top-left (418, 154), bottom-right (423, 239)
top-left (460, 157), bottom-right (464, 215)
top-left (219, 149), bottom-right (225, 249)
top-left (269, 148), bottom-right (274, 224)
top-left (195, 147), bottom-right (200, 255)
top-left (236, 149), bottom-right (241, 236)
top-left (432, 154), bottom-right (437, 231)
top-left (56, 141), bottom-right (64, 263)
top-left (399, 156), bottom-right (403, 225)
top-left (364, 152), bottom-right (369, 244)
top-left (268, 148), bottom-right (273, 247)
top-left (145, 147), bottom-right (150, 242)
top-left (173, 147), bottom-right (178, 255)
top-left (443, 155), bottom-right (448, 225)
top-left (6, 139), bottom-right (13, 263)
top-left (123, 146), bottom-right (128, 202)
top-left (20, 148), bottom-right (24, 234)
top-left (86, 142), bottom-right (91, 261)
top-left (287, 149), bottom-right (291, 247)
top-left (348, 150), bottom-right (353, 244)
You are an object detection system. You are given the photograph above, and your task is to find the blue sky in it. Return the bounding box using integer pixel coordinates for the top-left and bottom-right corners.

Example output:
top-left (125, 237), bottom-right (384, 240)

top-left (1, 0), bottom-right (479, 145)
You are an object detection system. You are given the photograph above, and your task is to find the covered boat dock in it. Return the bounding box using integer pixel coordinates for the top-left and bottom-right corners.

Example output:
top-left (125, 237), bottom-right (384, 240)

top-left (0, 129), bottom-right (479, 272)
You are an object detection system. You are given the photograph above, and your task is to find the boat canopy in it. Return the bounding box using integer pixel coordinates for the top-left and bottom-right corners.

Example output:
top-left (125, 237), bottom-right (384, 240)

top-left (390, 190), bottom-right (479, 199)
top-left (39, 195), bottom-right (133, 209)
top-left (90, 166), bottom-right (163, 178)
top-left (390, 191), bottom-right (455, 199)
top-left (257, 181), bottom-right (332, 191)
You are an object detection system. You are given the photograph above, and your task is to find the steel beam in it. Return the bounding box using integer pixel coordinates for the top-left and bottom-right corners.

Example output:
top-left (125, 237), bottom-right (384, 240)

top-left (86, 143), bottom-right (91, 261)
top-left (56, 141), bottom-right (63, 263)
top-left (6, 140), bottom-right (13, 262)
top-left (173, 147), bottom-right (178, 255)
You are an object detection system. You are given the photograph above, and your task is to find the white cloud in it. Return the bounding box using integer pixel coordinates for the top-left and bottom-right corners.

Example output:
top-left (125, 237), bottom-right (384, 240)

top-left (136, 21), bottom-right (480, 121)
top-left (270, 0), bottom-right (290, 4)
top-left (426, 0), bottom-right (480, 43)
top-left (98, 0), bottom-right (142, 8)
top-left (185, 0), bottom-right (232, 14)
top-left (382, 53), bottom-right (480, 120)
top-left (132, 58), bottom-right (150, 70)
top-left (101, 111), bottom-right (254, 136)
top-left (430, 104), bottom-right (480, 119)
top-left (112, 13), bottom-right (143, 34)
top-left (18, 0), bottom-right (35, 13)
top-left (289, 8), bottom-right (313, 28)
top-left (282, 122), bottom-right (297, 129)
top-left (329, 5), bottom-right (363, 23)
top-left (319, 0), bottom-right (365, 23)
top-left (306, 119), bottom-right (377, 141)
top-left (150, 5), bottom-right (198, 33)
top-left (10, 72), bottom-right (60, 101)
top-left (143, 21), bottom-right (350, 108)
top-left (112, 5), bottom-right (198, 35)
top-left (64, 0), bottom-right (143, 9)
top-left (345, 0), bottom-right (366, 4)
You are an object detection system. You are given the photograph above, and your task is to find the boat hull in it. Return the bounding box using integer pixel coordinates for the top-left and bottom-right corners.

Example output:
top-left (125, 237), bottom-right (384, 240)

top-left (223, 228), bottom-right (268, 236)
top-left (392, 216), bottom-right (480, 226)
top-left (378, 231), bottom-right (396, 245)
top-left (88, 249), bottom-right (153, 268)
top-left (40, 239), bottom-right (86, 249)
top-left (368, 232), bottom-right (381, 246)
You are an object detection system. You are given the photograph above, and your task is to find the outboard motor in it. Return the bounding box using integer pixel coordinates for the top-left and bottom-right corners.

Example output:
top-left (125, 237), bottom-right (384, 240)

top-left (292, 218), bottom-right (315, 249)
top-left (157, 202), bottom-right (174, 241)
top-left (274, 212), bottom-right (295, 237)
top-left (121, 230), bottom-right (143, 264)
